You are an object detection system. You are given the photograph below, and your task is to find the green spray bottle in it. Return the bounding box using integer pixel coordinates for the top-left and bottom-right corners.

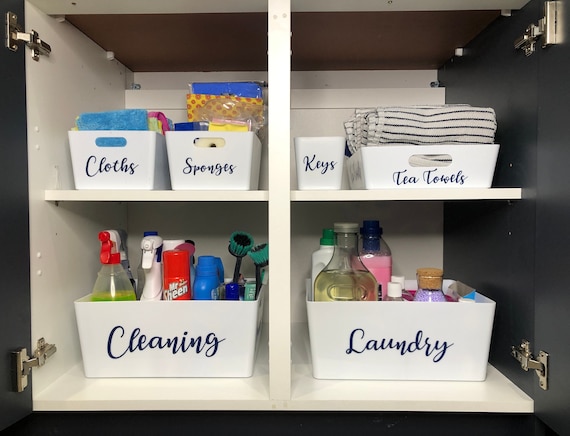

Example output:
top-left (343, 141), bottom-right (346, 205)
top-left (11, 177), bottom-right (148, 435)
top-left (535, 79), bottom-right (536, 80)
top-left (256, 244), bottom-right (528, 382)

top-left (91, 231), bottom-right (136, 301)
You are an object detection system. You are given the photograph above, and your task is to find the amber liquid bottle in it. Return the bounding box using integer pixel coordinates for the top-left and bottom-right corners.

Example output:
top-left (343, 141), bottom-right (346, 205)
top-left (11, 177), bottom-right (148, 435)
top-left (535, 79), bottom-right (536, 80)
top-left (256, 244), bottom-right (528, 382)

top-left (314, 222), bottom-right (378, 302)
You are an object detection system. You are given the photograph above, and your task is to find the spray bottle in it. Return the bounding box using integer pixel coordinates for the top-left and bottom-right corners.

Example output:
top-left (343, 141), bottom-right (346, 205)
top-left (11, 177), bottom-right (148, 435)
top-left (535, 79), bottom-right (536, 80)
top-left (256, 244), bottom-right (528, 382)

top-left (140, 233), bottom-right (164, 301)
top-left (91, 231), bottom-right (136, 301)
top-left (106, 229), bottom-right (136, 291)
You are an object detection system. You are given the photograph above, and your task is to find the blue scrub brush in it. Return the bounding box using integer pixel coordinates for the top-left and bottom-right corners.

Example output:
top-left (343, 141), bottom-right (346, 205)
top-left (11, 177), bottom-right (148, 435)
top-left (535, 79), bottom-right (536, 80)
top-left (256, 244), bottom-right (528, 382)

top-left (247, 243), bottom-right (268, 298)
top-left (228, 231), bottom-right (254, 283)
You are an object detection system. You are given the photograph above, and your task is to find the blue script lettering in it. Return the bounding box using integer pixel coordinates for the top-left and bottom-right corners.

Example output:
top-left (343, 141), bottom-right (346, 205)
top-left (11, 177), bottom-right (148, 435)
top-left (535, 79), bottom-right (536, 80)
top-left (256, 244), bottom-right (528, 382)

top-left (183, 157), bottom-right (235, 176)
top-left (85, 156), bottom-right (138, 177)
top-left (107, 326), bottom-right (225, 359)
top-left (393, 169), bottom-right (418, 185)
top-left (423, 168), bottom-right (467, 185)
top-left (345, 328), bottom-right (453, 363)
top-left (303, 154), bottom-right (337, 175)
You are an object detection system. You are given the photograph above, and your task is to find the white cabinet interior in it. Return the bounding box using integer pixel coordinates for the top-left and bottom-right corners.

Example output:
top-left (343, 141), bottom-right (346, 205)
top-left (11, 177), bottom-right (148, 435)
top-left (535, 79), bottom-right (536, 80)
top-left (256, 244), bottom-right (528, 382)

top-left (26, 0), bottom-right (530, 413)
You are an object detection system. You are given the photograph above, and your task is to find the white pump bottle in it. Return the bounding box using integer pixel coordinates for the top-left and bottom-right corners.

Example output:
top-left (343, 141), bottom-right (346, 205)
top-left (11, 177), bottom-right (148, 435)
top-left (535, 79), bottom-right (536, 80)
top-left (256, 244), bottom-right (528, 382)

top-left (140, 234), bottom-right (164, 301)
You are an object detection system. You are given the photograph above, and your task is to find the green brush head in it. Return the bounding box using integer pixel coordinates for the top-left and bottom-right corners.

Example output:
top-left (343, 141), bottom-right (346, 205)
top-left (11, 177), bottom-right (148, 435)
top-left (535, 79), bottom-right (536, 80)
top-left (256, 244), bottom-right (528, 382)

top-left (228, 231), bottom-right (254, 257)
top-left (248, 243), bottom-right (269, 267)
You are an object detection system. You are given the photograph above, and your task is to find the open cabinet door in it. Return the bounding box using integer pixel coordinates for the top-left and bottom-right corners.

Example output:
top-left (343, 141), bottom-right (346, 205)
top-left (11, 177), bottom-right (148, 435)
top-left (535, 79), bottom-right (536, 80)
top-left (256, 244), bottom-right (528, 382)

top-left (441, 0), bottom-right (569, 434)
top-left (0, 0), bottom-right (33, 430)
top-left (533, 0), bottom-right (570, 433)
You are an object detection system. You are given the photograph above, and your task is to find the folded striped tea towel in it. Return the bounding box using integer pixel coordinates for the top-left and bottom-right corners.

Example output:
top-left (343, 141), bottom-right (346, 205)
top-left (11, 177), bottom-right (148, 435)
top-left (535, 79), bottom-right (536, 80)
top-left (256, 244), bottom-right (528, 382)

top-left (344, 105), bottom-right (497, 154)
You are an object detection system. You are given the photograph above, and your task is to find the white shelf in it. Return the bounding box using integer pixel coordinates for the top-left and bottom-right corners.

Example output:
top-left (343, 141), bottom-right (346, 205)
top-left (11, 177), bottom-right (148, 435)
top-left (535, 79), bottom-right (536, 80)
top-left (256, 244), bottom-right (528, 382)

top-left (45, 188), bottom-right (521, 203)
top-left (292, 188), bottom-right (522, 201)
top-left (290, 324), bottom-right (533, 413)
top-left (44, 190), bottom-right (269, 202)
top-left (34, 323), bottom-right (533, 413)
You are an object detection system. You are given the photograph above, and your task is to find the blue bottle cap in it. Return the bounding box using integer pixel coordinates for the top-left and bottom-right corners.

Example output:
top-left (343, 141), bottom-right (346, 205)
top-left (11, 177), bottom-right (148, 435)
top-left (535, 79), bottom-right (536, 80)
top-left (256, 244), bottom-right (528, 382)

top-left (225, 283), bottom-right (240, 300)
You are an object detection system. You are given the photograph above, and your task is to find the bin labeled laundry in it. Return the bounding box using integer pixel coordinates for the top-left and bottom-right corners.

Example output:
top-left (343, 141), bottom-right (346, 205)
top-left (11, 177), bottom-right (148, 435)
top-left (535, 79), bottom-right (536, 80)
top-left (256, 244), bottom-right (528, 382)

top-left (165, 131), bottom-right (262, 190)
top-left (346, 144), bottom-right (500, 189)
top-left (74, 286), bottom-right (265, 378)
top-left (306, 280), bottom-right (496, 381)
top-left (68, 131), bottom-right (171, 190)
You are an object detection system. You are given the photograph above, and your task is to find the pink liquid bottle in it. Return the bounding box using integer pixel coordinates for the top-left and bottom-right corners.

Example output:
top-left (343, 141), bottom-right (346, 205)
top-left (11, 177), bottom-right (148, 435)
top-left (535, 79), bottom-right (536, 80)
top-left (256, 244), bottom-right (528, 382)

top-left (359, 220), bottom-right (392, 301)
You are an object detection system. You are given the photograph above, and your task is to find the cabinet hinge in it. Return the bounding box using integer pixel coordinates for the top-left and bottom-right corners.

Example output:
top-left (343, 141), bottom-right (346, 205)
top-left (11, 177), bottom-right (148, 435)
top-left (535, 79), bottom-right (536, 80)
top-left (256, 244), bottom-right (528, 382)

top-left (5, 11), bottom-right (51, 61)
top-left (511, 339), bottom-right (548, 390)
top-left (514, 1), bottom-right (563, 56)
top-left (11, 338), bottom-right (57, 393)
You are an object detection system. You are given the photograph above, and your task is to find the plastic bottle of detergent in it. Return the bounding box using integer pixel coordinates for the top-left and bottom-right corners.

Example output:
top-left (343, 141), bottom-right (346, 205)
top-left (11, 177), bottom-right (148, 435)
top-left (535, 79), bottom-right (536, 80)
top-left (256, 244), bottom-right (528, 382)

top-left (310, 228), bottom-right (334, 301)
top-left (91, 231), bottom-right (136, 301)
top-left (193, 255), bottom-right (222, 300)
top-left (359, 220), bottom-right (392, 301)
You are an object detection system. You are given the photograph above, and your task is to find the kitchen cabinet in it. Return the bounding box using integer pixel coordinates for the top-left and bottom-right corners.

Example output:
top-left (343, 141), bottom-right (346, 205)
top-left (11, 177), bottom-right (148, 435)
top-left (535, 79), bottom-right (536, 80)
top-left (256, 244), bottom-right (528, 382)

top-left (2, 0), bottom-right (566, 434)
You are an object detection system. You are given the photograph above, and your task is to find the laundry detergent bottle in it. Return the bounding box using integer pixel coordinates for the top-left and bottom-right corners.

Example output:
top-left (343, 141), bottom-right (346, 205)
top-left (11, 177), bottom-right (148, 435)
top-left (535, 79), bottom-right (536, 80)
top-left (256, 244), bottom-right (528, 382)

top-left (359, 220), bottom-right (392, 301)
top-left (91, 231), bottom-right (136, 301)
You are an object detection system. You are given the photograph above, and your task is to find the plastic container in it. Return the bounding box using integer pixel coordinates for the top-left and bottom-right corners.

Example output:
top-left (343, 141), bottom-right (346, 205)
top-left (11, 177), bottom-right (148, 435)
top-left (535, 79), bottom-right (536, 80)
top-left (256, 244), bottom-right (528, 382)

top-left (359, 220), bottom-right (392, 300)
top-left (74, 285), bottom-right (266, 378)
top-left (346, 144), bottom-right (500, 189)
top-left (68, 131), bottom-right (171, 190)
top-left (294, 136), bottom-right (346, 190)
top-left (314, 222), bottom-right (378, 302)
top-left (310, 228), bottom-right (335, 301)
top-left (165, 131), bottom-right (262, 190)
top-left (306, 279), bottom-right (496, 381)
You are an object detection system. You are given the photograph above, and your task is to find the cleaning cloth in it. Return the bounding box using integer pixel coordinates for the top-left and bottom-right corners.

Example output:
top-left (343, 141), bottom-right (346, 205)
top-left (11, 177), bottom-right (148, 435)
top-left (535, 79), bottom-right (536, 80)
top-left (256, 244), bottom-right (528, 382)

top-left (76, 109), bottom-right (149, 131)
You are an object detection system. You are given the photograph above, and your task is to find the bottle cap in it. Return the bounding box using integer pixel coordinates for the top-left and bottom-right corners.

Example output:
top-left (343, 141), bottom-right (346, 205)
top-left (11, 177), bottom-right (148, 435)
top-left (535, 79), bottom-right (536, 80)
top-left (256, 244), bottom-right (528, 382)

top-left (416, 267), bottom-right (444, 289)
top-left (225, 282), bottom-right (240, 300)
top-left (320, 228), bottom-right (335, 246)
top-left (143, 231), bottom-right (158, 236)
top-left (334, 222), bottom-right (359, 233)
top-left (360, 220), bottom-right (383, 236)
top-left (387, 281), bottom-right (402, 298)
top-left (163, 250), bottom-right (190, 278)
top-left (391, 275), bottom-right (405, 287)
top-left (196, 255), bottom-right (218, 275)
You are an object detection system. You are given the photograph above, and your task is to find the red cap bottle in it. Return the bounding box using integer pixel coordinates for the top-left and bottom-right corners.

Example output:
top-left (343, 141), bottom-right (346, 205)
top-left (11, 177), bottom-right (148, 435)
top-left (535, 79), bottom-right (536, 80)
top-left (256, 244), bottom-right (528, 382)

top-left (162, 250), bottom-right (191, 300)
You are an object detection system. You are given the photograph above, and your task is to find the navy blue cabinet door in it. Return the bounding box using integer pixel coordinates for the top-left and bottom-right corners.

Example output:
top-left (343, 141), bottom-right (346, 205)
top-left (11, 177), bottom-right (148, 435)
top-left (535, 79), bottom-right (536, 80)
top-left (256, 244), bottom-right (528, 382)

top-left (0, 0), bottom-right (32, 430)
top-left (441, 0), bottom-right (570, 434)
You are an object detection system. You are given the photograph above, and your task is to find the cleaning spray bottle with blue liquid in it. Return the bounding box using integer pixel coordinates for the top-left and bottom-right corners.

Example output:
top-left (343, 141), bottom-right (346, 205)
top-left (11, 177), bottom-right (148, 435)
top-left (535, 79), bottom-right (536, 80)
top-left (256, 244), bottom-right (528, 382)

top-left (91, 231), bottom-right (136, 301)
top-left (140, 232), bottom-right (164, 301)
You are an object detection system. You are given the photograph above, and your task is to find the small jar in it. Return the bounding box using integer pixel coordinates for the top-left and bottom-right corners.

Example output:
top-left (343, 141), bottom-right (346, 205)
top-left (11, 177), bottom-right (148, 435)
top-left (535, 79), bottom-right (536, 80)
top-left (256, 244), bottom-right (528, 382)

top-left (413, 267), bottom-right (446, 302)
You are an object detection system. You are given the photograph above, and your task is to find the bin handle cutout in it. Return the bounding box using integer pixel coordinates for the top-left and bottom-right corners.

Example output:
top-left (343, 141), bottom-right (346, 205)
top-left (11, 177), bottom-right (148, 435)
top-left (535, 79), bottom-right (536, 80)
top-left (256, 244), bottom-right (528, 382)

top-left (95, 137), bottom-right (127, 147)
top-left (409, 154), bottom-right (452, 167)
top-left (194, 137), bottom-right (226, 148)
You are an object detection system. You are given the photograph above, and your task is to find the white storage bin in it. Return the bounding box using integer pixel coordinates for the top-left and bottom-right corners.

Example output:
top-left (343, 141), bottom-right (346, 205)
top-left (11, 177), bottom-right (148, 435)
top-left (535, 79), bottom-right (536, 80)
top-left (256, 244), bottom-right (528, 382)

top-left (68, 131), bottom-right (171, 190)
top-left (346, 144), bottom-right (500, 189)
top-left (74, 286), bottom-right (265, 378)
top-left (165, 131), bottom-right (262, 190)
top-left (306, 280), bottom-right (495, 381)
top-left (294, 136), bottom-right (346, 190)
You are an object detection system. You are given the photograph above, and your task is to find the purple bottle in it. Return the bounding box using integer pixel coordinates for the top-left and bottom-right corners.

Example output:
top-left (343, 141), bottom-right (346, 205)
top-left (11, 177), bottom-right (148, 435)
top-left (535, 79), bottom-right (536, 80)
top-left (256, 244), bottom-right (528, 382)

top-left (413, 267), bottom-right (446, 302)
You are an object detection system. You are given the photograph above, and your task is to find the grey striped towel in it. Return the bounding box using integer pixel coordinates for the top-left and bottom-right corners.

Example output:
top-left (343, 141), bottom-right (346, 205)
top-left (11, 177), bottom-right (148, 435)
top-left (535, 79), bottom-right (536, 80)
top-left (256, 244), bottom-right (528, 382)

top-left (344, 105), bottom-right (497, 154)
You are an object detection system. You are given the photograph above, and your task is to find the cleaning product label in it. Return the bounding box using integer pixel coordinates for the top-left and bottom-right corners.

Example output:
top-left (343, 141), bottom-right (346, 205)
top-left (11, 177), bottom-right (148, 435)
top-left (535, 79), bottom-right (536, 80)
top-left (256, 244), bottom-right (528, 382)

top-left (163, 278), bottom-right (190, 301)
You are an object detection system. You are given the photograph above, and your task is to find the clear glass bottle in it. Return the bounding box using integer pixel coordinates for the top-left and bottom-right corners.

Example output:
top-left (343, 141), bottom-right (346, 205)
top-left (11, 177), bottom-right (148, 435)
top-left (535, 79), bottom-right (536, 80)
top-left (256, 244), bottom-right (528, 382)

top-left (314, 222), bottom-right (378, 302)
top-left (359, 220), bottom-right (392, 301)
top-left (413, 267), bottom-right (446, 302)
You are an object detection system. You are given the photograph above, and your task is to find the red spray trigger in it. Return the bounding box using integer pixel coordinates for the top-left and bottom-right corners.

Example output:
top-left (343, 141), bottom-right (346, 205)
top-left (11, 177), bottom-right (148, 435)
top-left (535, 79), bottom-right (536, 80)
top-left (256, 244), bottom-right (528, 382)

top-left (99, 231), bottom-right (120, 264)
